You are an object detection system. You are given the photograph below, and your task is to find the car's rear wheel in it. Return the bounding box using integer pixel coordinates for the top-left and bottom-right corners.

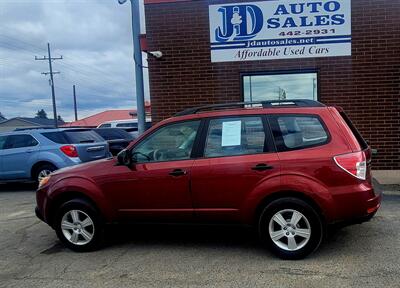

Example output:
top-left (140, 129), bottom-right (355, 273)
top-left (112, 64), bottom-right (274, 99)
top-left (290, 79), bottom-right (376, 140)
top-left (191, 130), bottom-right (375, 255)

top-left (259, 197), bottom-right (323, 260)
top-left (34, 163), bottom-right (57, 184)
top-left (55, 199), bottom-right (104, 252)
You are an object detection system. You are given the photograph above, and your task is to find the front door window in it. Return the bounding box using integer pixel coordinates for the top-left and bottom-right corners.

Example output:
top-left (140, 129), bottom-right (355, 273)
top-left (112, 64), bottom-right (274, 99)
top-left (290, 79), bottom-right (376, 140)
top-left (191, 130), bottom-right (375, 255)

top-left (132, 120), bottom-right (200, 162)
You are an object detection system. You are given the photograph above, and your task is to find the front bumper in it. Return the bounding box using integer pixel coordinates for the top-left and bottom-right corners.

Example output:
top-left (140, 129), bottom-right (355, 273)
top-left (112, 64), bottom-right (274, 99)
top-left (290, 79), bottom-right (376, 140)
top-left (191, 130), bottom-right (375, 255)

top-left (36, 184), bottom-right (51, 225)
top-left (35, 206), bottom-right (45, 222)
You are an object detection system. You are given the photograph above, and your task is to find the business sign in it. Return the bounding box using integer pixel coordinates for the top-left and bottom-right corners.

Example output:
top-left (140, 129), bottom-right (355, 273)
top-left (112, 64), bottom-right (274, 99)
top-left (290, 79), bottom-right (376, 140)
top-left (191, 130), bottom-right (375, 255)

top-left (209, 0), bottom-right (351, 62)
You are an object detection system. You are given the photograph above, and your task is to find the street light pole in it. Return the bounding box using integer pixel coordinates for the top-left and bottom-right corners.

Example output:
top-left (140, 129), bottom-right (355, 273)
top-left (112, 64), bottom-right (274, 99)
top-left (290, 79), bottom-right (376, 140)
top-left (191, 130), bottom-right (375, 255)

top-left (119, 0), bottom-right (146, 135)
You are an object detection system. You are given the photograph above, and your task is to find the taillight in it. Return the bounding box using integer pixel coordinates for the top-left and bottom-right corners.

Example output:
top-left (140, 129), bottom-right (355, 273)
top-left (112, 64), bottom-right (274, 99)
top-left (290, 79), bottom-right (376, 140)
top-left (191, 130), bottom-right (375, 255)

top-left (60, 145), bottom-right (78, 158)
top-left (334, 151), bottom-right (367, 180)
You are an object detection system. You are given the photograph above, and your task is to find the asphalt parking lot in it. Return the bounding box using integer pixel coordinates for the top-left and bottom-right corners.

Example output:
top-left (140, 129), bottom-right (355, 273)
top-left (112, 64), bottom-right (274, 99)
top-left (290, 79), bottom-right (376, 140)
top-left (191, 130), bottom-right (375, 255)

top-left (0, 183), bottom-right (399, 288)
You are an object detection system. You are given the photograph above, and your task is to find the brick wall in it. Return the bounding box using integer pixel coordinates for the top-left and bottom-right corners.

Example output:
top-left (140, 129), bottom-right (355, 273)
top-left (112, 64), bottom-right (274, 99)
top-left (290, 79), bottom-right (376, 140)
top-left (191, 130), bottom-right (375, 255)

top-left (145, 0), bottom-right (400, 169)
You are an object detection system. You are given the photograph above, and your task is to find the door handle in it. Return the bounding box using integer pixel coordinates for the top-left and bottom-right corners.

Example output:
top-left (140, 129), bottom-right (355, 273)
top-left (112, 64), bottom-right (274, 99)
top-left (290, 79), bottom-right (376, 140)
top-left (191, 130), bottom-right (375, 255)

top-left (251, 163), bottom-right (274, 171)
top-left (169, 169), bottom-right (187, 177)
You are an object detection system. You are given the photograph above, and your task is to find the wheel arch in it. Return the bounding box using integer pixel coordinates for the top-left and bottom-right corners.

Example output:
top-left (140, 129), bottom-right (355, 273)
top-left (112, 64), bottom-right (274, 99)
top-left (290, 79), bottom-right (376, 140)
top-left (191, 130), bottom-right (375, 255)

top-left (47, 191), bottom-right (100, 228)
top-left (253, 190), bottom-right (327, 227)
top-left (31, 161), bottom-right (57, 179)
top-left (44, 174), bottom-right (116, 228)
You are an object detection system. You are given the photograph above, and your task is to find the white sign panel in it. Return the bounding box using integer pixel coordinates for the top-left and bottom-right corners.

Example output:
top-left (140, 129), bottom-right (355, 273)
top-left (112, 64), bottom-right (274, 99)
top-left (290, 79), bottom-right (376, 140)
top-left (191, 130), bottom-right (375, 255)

top-left (221, 120), bottom-right (242, 146)
top-left (209, 0), bottom-right (351, 62)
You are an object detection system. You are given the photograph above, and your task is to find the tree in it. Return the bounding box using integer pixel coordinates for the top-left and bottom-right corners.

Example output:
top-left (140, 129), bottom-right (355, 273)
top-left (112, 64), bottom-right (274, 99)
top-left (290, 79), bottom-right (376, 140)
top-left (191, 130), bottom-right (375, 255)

top-left (35, 109), bottom-right (48, 119)
top-left (57, 115), bottom-right (64, 122)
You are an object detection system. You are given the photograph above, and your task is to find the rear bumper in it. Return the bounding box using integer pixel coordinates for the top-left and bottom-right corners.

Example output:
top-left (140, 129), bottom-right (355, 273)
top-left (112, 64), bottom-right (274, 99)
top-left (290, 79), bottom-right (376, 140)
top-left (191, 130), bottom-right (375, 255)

top-left (366, 191), bottom-right (382, 215)
top-left (332, 189), bottom-right (382, 227)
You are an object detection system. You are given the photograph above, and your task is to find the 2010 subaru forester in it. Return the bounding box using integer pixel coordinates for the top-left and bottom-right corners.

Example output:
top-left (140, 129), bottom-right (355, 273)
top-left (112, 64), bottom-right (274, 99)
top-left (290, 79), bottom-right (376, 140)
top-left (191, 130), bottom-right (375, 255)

top-left (36, 100), bottom-right (381, 259)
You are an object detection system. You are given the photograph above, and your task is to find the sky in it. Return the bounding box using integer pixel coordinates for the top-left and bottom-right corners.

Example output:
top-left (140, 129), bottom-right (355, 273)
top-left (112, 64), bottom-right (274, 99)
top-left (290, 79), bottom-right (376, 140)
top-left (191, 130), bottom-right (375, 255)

top-left (0, 0), bottom-right (149, 122)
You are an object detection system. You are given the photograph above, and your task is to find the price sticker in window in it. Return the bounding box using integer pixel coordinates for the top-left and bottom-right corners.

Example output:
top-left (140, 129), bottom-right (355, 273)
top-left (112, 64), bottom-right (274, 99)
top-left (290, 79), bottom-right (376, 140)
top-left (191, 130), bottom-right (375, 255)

top-left (221, 120), bottom-right (242, 146)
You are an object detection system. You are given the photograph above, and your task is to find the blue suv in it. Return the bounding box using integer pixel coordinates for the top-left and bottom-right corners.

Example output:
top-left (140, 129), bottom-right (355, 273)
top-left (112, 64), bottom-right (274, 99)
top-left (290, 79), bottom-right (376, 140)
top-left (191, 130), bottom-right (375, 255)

top-left (0, 128), bottom-right (110, 183)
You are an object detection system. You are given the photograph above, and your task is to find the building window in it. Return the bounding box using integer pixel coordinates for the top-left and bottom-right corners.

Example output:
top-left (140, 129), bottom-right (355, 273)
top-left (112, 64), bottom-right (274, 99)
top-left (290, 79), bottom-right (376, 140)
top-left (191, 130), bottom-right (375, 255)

top-left (243, 72), bottom-right (318, 102)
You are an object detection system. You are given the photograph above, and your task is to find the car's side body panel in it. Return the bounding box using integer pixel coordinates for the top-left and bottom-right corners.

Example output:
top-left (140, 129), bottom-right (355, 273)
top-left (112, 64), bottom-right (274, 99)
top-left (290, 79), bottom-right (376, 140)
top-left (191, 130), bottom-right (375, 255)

top-left (191, 153), bottom-right (281, 223)
top-left (97, 160), bottom-right (195, 221)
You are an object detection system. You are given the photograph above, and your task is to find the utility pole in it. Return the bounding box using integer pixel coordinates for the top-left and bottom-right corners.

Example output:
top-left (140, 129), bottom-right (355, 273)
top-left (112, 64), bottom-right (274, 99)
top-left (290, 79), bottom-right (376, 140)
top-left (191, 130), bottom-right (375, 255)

top-left (73, 85), bottom-right (78, 121)
top-left (35, 43), bottom-right (62, 128)
top-left (118, 0), bottom-right (146, 135)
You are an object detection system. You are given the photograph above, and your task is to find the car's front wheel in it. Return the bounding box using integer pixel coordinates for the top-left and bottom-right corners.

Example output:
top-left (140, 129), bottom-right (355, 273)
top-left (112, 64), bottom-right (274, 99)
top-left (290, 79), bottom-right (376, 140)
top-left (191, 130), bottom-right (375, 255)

top-left (259, 197), bottom-right (323, 259)
top-left (55, 199), bottom-right (104, 252)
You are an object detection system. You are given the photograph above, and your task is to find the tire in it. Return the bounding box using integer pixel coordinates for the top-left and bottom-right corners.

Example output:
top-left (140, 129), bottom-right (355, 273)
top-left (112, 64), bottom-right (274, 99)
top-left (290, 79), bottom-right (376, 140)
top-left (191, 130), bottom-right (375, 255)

top-left (54, 199), bottom-right (104, 252)
top-left (34, 163), bottom-right (57, 184)
top-left (258, 197), bottom-right (323, 260)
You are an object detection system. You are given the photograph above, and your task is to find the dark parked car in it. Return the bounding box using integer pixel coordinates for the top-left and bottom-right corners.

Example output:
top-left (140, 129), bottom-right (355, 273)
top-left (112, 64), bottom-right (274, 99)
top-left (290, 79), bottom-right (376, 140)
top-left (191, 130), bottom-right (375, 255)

top-left (36, 100), bottom-right (381, 259)
top-left (93, 128), bottom-right (134, 156)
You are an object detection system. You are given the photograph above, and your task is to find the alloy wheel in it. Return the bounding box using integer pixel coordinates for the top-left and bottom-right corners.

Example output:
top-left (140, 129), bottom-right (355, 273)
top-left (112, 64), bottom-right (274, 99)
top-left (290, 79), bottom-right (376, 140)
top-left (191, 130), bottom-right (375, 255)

top-left (38, 169), bottom-right (52, 183)
top-left (268, 209), bottom-right (311, 251)
top-left (61, 210), bottom-right (95, 246)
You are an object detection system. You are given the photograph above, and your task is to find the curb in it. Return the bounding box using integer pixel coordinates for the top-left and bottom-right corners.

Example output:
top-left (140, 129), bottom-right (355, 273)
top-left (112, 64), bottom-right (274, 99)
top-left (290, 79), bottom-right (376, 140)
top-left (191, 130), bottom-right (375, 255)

top-left (373, 178), bottom-right (400, 196)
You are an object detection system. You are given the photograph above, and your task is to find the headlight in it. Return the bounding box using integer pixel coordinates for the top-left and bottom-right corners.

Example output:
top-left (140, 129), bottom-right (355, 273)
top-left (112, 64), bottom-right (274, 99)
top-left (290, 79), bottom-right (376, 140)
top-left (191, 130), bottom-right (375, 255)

top-left (38, 175), bottom-right (51, 189)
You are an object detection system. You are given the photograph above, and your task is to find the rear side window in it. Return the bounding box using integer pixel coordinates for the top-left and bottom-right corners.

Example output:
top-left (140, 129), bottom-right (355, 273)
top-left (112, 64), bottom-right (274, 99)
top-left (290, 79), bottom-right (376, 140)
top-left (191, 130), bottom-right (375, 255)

top-left (269, 115), bottom-right (329, 151)
top-left (95, 129), bottom-right (133, 140)
top-left (204, 116), bottom-right (266, 157)
top-left (339, 111), bottom-right (368, 150)
top-left (42, 130), bottom-right (104, 144)
top-left (98, 123), bottom-right (111, 128)
top-left (64, 130), bottom-right (105, 144)
top-left (42, 132), bottom-right (68, 144)
top-left (4, 135), bottom-right (38, 149)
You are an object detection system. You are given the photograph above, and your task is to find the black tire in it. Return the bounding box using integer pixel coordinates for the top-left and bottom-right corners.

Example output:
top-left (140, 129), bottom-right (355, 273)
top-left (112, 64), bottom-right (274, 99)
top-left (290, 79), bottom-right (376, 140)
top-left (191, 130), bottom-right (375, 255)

top-left (258, 197), bottom-right (323, 260)
top-left (33, 163), bottom-right (57, 184)
top-left (55, 199), bottom-right (104, 252)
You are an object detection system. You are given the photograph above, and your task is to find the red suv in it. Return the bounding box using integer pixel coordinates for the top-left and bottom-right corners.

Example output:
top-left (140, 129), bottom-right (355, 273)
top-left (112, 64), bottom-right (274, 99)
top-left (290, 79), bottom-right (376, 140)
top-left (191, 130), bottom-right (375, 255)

top-left (36, 100), bottom-right (381, 259)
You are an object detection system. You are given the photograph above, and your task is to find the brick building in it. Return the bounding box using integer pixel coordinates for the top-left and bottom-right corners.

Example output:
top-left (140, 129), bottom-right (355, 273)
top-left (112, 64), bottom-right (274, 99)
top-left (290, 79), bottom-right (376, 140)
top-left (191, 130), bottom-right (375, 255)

top-left (143, 0), bottom-right (399, 172)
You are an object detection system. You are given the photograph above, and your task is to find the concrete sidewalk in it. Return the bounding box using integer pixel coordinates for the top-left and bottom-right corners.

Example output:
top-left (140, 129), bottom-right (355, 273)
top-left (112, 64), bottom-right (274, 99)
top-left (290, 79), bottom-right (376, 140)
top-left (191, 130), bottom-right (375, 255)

top-left (372, 170), bottom-right (400, 185)
top-left (373, 178), bottom-right (400, 196)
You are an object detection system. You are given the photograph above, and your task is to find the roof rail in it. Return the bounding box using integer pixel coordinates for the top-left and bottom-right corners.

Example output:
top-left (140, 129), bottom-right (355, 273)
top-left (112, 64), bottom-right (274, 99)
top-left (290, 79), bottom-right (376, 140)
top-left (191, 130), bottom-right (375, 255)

top-left (14, 126), bottom-right (57, 131)
top-left (175, 99), bottom-right (325, 116)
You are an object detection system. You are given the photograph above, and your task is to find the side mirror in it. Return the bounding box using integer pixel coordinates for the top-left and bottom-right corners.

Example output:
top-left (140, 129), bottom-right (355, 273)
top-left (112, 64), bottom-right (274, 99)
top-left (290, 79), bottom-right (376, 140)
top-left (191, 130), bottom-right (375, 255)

top-left (117, 149), bottom-right (132, 166)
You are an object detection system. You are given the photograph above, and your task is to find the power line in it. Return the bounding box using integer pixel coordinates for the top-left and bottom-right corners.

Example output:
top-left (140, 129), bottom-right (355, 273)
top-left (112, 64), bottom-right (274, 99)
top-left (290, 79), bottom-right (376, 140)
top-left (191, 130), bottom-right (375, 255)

top-left (0, 36), bottom-right (138, 96)
top-left (35, 43), bottom-right (63, 128)
top-left (0, 34), bottom-right (133, 85)
top-left (0, 41), bottom-right (125, 99)
top-left (0, 34), bottom-right (143, 112)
